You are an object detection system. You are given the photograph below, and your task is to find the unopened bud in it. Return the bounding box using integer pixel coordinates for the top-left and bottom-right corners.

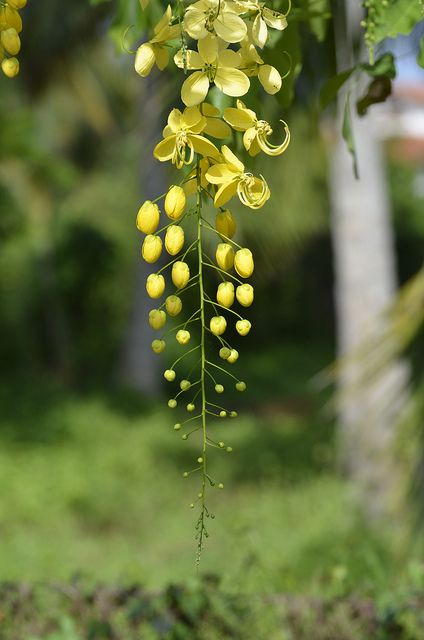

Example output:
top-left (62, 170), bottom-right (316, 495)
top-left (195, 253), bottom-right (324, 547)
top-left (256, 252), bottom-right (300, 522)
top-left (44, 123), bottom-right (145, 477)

top-left (164, 369), bottom-right (176, 382)
top-left (142, 235), bottom-right (162, 264)
top-left (151, 339), bottom-right (166, 354)
top-left (1, 28), bottom-right (20, 55)
top-left (165, 185), bottom-right (186, 220)
top-left (215, 209), bottom-right (236, 239)
top-left (234, 248), bottom-right (254, 278)
top-left (176, 329), bottom-right (190, 345)
top-left (166, 295), bottom-right (182, 317)
top-left (146, 274), bottom-right (165, 299)
top-left (236, 381), bottom-right (247, 392)
top-left (236, 284), bottom-right (254, 307)
top-left (1, 57), bottom-right (19, 78)
top-left (210, 316), bottom-right (227, 336)
top-left (171, 261), bottom-right (190, 289)
top-left (149, 309), bottom-right (166, 330)
top-left (219, 347), bottom-right (231, 360)
top-left (217, 282), bottom-right (234, 308)
top-left (165, 225), bottom-right (184, 256)
top-left (236, 319), bottom-right (251, 336)
top-left (180, 379), bottom-right (191, 391)
top-left (227, 349), bottom-right (239, 364)
top-left (136, 200), bottom-right (160, 234)
top-left (216, 243), bottom-right (234, 272)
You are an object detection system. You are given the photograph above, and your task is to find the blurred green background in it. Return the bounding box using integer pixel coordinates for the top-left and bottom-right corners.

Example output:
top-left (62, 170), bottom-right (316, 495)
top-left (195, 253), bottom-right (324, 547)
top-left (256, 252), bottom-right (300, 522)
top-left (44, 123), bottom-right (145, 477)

top-left (1, 0), bottom-right (424, 638)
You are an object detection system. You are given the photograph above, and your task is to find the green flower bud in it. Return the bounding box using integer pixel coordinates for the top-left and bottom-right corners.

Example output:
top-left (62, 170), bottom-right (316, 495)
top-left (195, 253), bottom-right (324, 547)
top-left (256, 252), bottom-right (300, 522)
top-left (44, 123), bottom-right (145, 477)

top-left (236, 284), bottom-right (254, 307)
top-left (234, 248), bottom-right (254, 279)
top-left (174, 424), bottom-right (182, 431)
top-left (210, 315), bottom-right (227, 336)
top-left (171, 261), bottom-right (190, 289)
top-left (219, 347), bottom-right (231, 360)
top-left (146, 274), bottom-right (165, 299)
top-left (176, 329), bottom-right (190, 345)
top-left (236, 381), bottom-right (247, 392)
top-left (165, 185), bottom-right (186, 220)
top-left (142, 235), bottom-right (163, 264)
top-left (230, 411), bottom-right (238, 418)
top-left (182, 434), bottom-right (188, 440)
top-left (166, 295), bottom-right (182, 317)
top-left (218, 441), bottom-right (225, 448)
top-left (136, 200), bottom-right (160, 234)
top-left (180, 379), bottom-right (191, 391)
top-left (168, 399), bottom-right (177, 408)
top-left (219, 411), bottom-right (227, 418)
top-left (164, 369), bottom-right (176, 382)
top-left (165, 225), bottom-right (184, 256)
top-left (236, 319), bottom-right (251, 336)
top-left (217, 282), bottom-right (235, 308)
top-left (216, 243), bottom-right (234, 272)
top-left (197, 457), bottom-right (203, 463)
top-left (218, 483), bottom-right (224, 489)
top-left (215, 209), bottom-right (236, 239)
top-left (149, 309), bottom-right (166, 330)
top-left (226, 446), bottom-right (233, 453)
top-left (215, 384), bottom-right (224, 394)
top-left (1, 57), bottom-right (19, 78)
top-left (187, 403), bottom-right (195, 412)
top-left (182, 471), bottom-right (189, 477)
top-left (151, 339), bottom-right (165, 354)
top-left (1, 27), bottom-right (20, 55)
top-left (227, 349), bottom-right (239, 364)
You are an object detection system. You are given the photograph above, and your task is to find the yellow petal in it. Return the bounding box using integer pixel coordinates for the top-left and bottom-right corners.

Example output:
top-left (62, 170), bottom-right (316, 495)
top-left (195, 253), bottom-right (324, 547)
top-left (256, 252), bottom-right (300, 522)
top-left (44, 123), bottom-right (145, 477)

top-left (154, 5), bottom-right (172, 35)
top-left (204, 117), bottom-right (232, 139)
top-left (153, 136), bottom-right (176, 162)
top-left (135, 43), bottom-right (155, 77)
top-left (252, 14), bottom-right (268, 48)
top-left (184, 6), bottom-right (208, 39)
top-left (217, 49), bottom-right (242, 69)
top-left (167, 108), bottom-right (182, 133)
top-left (181, 106), bottom-right (205, 132)
top-left (223, 107), bottom-right (255, 131)
top-left (201, 102), bottom-right (220, 117)
top-left (181, 71), bottom-right (210, 106)
top-left (154, 44), bottom-right (169, 70)
top-left (214, 67), bottom-right (250, 97)
top-left (263, 7), bottom-right (288, 30)
top-left (243, 127), bottom-right (257, 151)
top-left (174, 48), bottom-right (204, 70)
top-left (214, 180), bottom-right (239, 207)
top-left (214, 12), bottom-right (247, 43)
top-left (198, 35), bottom-right (218, 64)
top-left (190, 134), bottom-right (220, 158)
top-left (206, 163), bottom-right (238, 184)
top-left (247, 137), bottom-right (261, 156)
top-left (221, 145), bottom-right (245, 173)
top-left (258, 64), bottom-right (282, 94)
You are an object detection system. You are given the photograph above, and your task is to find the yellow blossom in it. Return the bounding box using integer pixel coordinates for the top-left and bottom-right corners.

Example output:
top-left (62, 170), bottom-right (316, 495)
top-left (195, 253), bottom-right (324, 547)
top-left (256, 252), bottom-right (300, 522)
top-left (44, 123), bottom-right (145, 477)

top-left (235, 0), bottom-right (288, 47)
top-left (184, 0), bottom-right (247, 43)
top-left (224, 99), bottom-right (290, 156)
top-left (135, 6), bottom-right (180, 77)
top-left (205, 145), bottom-right (270, 209)
top-left (154, 106), bottom-right (219, 169)
top-left (239, 40), bottom-right (282, 94)
top-left (174, 35), bottom-right (250, 107)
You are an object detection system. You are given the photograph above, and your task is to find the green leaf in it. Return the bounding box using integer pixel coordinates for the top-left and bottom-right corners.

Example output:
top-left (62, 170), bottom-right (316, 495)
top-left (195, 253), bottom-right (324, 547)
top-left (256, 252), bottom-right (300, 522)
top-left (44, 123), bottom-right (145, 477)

top-left (418, 37), bottom-right (424, 69)
top-left (356, 76), bottom-right (392, 117)
top-left (360, 53), bottom-right (396, 79)
top-left (373, 0), bottom-right (423, 44)
top-left (308, 0), bottom-right (331, 42)
top-left (319, 68), bottom-right (354, 110)
top-left (342, 93), bottom-right (359, 180)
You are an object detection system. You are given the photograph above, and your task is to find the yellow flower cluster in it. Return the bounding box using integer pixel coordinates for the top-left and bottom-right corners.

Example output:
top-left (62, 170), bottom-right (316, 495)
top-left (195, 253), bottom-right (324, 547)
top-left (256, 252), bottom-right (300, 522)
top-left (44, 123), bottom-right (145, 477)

top-left (133, 0), bottom-right (291, 553)
top-left (0, 0), bottom-right (26, 78)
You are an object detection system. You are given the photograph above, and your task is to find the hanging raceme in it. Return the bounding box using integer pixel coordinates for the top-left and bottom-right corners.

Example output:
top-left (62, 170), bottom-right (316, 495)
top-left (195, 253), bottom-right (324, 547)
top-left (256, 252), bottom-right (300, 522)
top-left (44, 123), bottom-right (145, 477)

top-left (134, 0), bottom-right (291, 560)
top-left (0, 0), bottom-right (26, 78)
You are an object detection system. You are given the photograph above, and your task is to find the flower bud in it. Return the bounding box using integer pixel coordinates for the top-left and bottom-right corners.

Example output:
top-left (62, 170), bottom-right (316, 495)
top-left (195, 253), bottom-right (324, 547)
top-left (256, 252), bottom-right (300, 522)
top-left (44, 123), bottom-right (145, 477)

top-left (142, 235), bottom-right (162, 264)
top-left (234, 248), bottom-right (254, 278)
top-left (236, 381), bottom-right (247, 392)
top-left (164, 369), bottom-right (175, 382)
top-left (1, 57), bottom-right (19, 78)
top-left (219, 411), bottom-right (227, 418)
top-left (149, 309), bottom-right (166, 330)
top-left (215, 384), bottom-right (224, 394)
top-left (215, 209), bottom-right (236, 239)
top-left (236, 319), bottom-right (251, 336)
top-left (210, 316), bottom-right (227, 336)
top-left (166, 295), bottom-right (182, 317)
top-left (180, 379), bottom-right (191, 391)
top-left (168, 398), bottom-right (177, 408)
top-left (236, 284), bottom-right (254, 307)
top-left (165, 185), bottom-right (186, 220)
top-left (216, 243), bottom-right (234, 272)
top-left (227, 349), bottom-right (239, 363)
top-left (172, 261), bottom-right (190, 289)
top-left (216, 282), bottom-right (234, 308)
top-left (165, 225), bottom-right (184, 256)
top-left (151, 339), bottom-right (166, 354)
top-left (187, 403), bottom-right (195, 412)
top-left (7, 0), bottom-right (27, 9)
top-left (136, 200), bottom-right (160, 234)
top-left (219, 347), bottom-right (231, 360)
top-left (176, 329), bottom-right (190, 345)
top-left (230, 411), bottom-right (238, 418)
top-left (1, 28), bottom-right (20, 55)
top-left (135, 42), bottom-right (155, 77)
top-left (218, 483), bottom-right (224, 489)
top-left (146, 274), bottom-right (165, 299)
top-left (0, 7), bottom-right (22, 33)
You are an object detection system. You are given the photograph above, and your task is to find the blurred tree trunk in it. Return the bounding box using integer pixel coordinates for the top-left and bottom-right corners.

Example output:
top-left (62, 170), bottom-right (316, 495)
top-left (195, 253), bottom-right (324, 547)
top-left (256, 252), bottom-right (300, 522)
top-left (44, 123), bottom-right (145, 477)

top-left (329, 0), bottom-right (409, 520)
top-left (119, 76), bottom-right (169, 394)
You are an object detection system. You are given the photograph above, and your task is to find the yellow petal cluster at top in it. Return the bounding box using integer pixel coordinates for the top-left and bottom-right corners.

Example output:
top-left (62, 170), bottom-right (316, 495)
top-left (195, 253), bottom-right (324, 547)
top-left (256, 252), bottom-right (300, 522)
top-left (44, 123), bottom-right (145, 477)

top-left (135, 0), bottom-right (291, 211)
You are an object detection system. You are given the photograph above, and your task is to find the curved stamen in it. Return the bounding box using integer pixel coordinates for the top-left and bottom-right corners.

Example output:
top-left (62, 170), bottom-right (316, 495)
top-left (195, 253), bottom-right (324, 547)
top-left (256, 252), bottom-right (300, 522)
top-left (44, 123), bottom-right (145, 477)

top-left (257, 120), bottom-right (290, 156)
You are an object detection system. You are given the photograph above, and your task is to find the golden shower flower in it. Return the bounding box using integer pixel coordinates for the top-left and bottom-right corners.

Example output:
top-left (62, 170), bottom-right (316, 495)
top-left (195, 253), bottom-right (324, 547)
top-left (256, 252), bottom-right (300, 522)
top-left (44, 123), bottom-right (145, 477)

top-left (134, 5), bottom-right (180, 77)
top-left (184, 0), bottom-right (247, 43)
top-left (154, 106), bottom-right (219, 169)
top-left (224, 100), bottom-right (290, 156)
top-left (239, 40), bottom-right (282, 94)
top-left (205, 145), bottom-right (270, 209)
top-left (174, 36), bottom-right (250, 107)
top-left (235, 0), bottom-right (288, 47)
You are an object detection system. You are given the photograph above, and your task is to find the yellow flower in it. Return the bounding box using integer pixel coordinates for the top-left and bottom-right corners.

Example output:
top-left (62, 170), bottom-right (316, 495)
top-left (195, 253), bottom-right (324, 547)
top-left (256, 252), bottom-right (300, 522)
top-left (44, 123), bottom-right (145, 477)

top-left (149, 309), bottom-right (167, 330)
top-left (142, 235), bottom-right (163, 263)
top-left (206, 145), bottom-right (270, 209)
top-left (235, 0), bottom-right (288, 48)
top-left (217, 282), bottom-right (235, 308)
top-left (239, 40), bottom-right (282, 94)
top-left (174, 35), bottom-right (250, 106)
top-left (136, 200), bottom-right (160, 234)
top-left (165, 225), bottom-right (185, 256)
top-left (201, 102), bottom-right (232, 139)
top-left (234, 248), bottom-right (254, 277)
top-left (216, 242), bottom-right (235, 271)
top-left (146, 274), bottom-right (165, 299)
top-left (210, 316), bottom-right (227, 336)
top-left (172, 261), bottom-right (190, 289)
top-left (154, 106), bottom-right (219, 169)
top-left (184, 0), bottom-right (247, 43)
top-left (224, 99), bottom-right (290, 156)
top-left (236, 319), bottom-right (251, 335)
top-left (135, 6), bottom-right (180, 77)
top-left (165, 185), bottom-right (186, 219)
top-left (166, 295), bottom-right (183, 316)
top-left (236, 283), bottom-right (254, 306)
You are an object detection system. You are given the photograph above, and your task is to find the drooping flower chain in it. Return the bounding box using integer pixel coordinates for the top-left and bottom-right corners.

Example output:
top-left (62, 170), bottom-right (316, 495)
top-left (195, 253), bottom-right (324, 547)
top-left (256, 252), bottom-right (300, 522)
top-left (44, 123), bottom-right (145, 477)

top-left (134, 0), bottom-right (291, 560)
top-left (0, 0), bottom-right (26, 78)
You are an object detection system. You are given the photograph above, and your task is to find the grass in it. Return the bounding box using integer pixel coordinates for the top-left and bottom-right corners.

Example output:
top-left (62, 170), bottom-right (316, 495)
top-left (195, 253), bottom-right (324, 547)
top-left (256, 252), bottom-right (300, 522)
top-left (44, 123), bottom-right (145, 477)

top-left (0, 352), bottom-right (415, 597)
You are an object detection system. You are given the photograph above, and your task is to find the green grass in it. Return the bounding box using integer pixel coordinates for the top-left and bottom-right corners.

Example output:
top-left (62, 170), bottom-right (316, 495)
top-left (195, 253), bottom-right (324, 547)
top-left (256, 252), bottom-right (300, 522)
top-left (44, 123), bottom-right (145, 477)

top-left (0, 369), bottom-right (413, 597)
